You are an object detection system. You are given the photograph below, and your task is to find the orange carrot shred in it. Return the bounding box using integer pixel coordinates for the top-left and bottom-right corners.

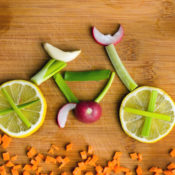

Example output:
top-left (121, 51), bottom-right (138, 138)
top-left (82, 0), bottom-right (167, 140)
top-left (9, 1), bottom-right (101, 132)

top-left (23, 171), bottom-right (30, 175)
top-left (45, 156), bottom-right (56, 164)
top-left (31, 159), bottom-right (38, 166)
top-left (23, 164), bottom-right (32, 171)
top-left (80, 151), bottom-right (87, 160)
top-left (1, 134), bottom-right (11, 149)
top-left (35, 153), bottom-right (44, 163)
top-left (88, 155), bottom-right (98, 166)
top-left (61, 172), bottom-right (67, 175)
top-left (66, 143), bottom-right (73, 151)
top-left (136, 165), bottom-right (142, 175)
top-left (36, 167), bottom-right (42, 173)
top-left (163, 170), bottom-right (175, 175)
top-left (88, 145), bottom-right (93, 155)
top-left (73, 167), bottom-right (81, 175)
top-left (52, 144), bottom-right (59, 151)
top-left (5, 161), bottom-right (14, 167)
top-left (11, 168), bottom-right (19, 175)
top-left (59, 157), bottom-right (70, 169)
top-left (125, 171), bottom-right (132, 175)
top-left (85, 171), bottom-right (93, 175)
top-left (138, 153), bottom-right (142, 162)
top-left (48, 148), bottom-right (54, 155)
top-left (27, 147), bottom-right (37, 158)
top-left (120, 167), bottom-right (130, 173)
top-left (170, 149), bottom-right (175, 157)
top-left (49, 171), bottom-right (54, 175)
top-left (2, 152), bottom-right (10, 161)
top-left (11, 155), bottom-right (18, 161)
top-left (78, 162), bottom-right (86, 170)
top-left (95, 165), bottom-right (103, 173)
top-left (56, 156), bottom-right (63, 163)
top-left (0, 166), bottom-right (6, 175)
top-left (113, 152), bottom-right (122, 160)
top-left (103, 166), bottom-right (112, 174)
top-left (130, 153), bottom-right (138, 160)
top-left (13, 165), bottom-right (22, 170)
top-left (149, 167), bottom-right (163, 173)
top-left (167, 163), bottom-right (175, 170)
top-left (85, 157), bottom-right (92, 165)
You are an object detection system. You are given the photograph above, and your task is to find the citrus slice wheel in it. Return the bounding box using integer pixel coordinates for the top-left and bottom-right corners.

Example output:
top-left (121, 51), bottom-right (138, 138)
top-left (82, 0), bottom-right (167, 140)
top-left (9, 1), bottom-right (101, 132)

top-left (120, 86), bottom-right (175, 143)
top-left (0, 80), bottom-right (47, 138)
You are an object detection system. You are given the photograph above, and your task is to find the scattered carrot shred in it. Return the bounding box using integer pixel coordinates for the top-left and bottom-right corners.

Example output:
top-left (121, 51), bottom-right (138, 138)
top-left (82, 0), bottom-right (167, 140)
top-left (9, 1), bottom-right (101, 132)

top-left (170, 149), bottom-right (175, 157)
top-left (66, 143), bottom-right (73, 151)
top-left (27, 147), bottom-right (37, 158)
top-left (136, 165), bottom-right (142, 175)
top-left (31, 159), bottom-right (38, 166)
top-left (23, 171), bottom-right (30, 175)
top-left (78, 162), bottom-right (86, 170)
top-left (88, 145), bottom-right (93, 155)
top-left (113, 152), bottom-right (122, 160)
top-left (0, 165), bottom-right (6, 175)
top-left (85, 157), bottom-right (92, 165)
top-left (95, 165), bottom-right (103, 173)
top-left (45, 156), bottom-right (56, 164)
top-left (85, 171), bottom-right (93, 175)
top-left (61, 172), bottom-right (67, 175)
top-left (126, 171), bottom-right (132, 175)
top-left (2, 152), bottom-right (10, 161)
top-left (35, 153), bottom-right (44, 163)
top-left (11, 155), bottom-right (18, 161)
top-left (59, 157), bottom-right (70, 169)
top-left (48, 148), bottom-right (54, 155)
top-left (13, 165), bottom-right (22, 170)
top-left (149, 167), bottom-right (163, 174)
top-left (1, 134), bottom-right (12, 149)
top-left (49, 171), bottom-right (54, 175)
top-left (130, 153), bottom-right (138, 160)
top-left (72, 167), bottom-right (81, 175)
top-left (56, 156), bottom-right (63, 163)
top-left (167, 163), bottom-right (175, 170)
top-left (138, 153), bottom-right (142, 162)
top-left (23, 164), bottom-right (32, 171)
top-left (36, 167), bottom-right (42, 174)
top-left (103, 166), bottom-right (112, 174)
top-left (11, 168), bottom-right (19, 175)
top-left (163, 170), bottom-right (175, 175)
top-left (80, 151), bottom-right (87, 160)
top-left (5, 161), bottom-right (14, 167)
top-left (88, 155), bottom-right (98, 166)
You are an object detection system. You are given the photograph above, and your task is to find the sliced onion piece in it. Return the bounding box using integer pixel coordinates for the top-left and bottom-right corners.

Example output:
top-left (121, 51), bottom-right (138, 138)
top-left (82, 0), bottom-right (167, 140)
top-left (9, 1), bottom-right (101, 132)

top-left (44, 43), bottom-right (81, 62)
top-left (92, 25), bottom-right (124, 46)
top-left (57, 103), bottom-right (77, 128)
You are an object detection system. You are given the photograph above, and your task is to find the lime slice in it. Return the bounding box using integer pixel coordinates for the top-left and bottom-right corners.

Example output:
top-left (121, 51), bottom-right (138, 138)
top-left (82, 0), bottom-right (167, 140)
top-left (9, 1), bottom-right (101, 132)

top-left (120, 86), bottom-right (175, 143)
top-left (0, 80), bottom-right (47, 138)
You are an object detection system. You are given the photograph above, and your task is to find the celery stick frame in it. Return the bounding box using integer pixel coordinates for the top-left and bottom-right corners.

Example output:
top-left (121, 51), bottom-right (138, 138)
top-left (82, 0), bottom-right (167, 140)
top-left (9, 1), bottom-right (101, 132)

top-left (31, 59), bottom-right (67, 85)
top-left (105, 44), bottom-right (138, 91)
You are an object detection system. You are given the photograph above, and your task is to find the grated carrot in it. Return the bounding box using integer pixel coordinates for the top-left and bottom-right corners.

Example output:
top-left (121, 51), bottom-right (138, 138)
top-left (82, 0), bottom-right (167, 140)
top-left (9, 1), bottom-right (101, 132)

top-left (35, 153), bottom-right (44, 163)
top-left (113, 152), bottom-right (122, 160)
top-left (167, 163), bottom-right (175, 170)
top-left (170, 149), bottom-right (175, 157)
top-left (35, 167), bottom-right (42, 174)
top-left (23, 171), bottom-right (30, 175)
top-left (80, 151), bottom-right (87, 160)
top-left (108, 159), bottom-right (117, 168)
top-left (59, 157), bottom-right (70, 169)
top-left (103, 166), bottom-right (112, 174)
top-left (1, 134), bottom-right (11, 149)
top-left (49, 171), bottom-right (54, 175)
top-left (66, 143), bottom-right (73, 151)
top-left (163, 170), bottom-right (175, 175)
top-left (11, 155), bottom-right (17, 161)
top-left (27, 147), bottom-right (37, 158)
top-left (5, 161), bottom-right (14, 167)
top-left (130, 153), bottom-right (138, 160)
top-left (78, 162), bottom-right (86, 170)
top-left (126, 171), bottom-right (132, 175)
top-left (120, 167), bottom-right (130, 172)
top-left (2, 152), bottom-right (10, 161)
top-left (72, 167), bottom-right (81, 175)
top-left (88, 145), bottom-right (93, 155)
top-left (85, 157), bottom-right (92, 165)
top-left (56, 156), bottom-right (63, 163)
top-left (48, 148), bottom-right (54, 155)
top-left (31, 159), bottom-right (38, 166)
top-left (88, 155), bottom-right (98, 166)
top-left (23, 164), bottom-right (32, 171)
top-left (45, 156), bottom-right (56, 164)
top-left (11, 168), bottom-right (19, 175)
top-left (85, 171), bottom-right (93, 175)
top-left (61, 172), bottom-right (67, 175)
top-left (138, 153), bottom-right (142, 162)
top-left (136, 165), bottom-right (142, 175)
top-left (95, 165), bottom-right (103, 173)
top-left (13, 165), bottom-right (22, 170)
top-left (0, 165), bottom-right (6, 175)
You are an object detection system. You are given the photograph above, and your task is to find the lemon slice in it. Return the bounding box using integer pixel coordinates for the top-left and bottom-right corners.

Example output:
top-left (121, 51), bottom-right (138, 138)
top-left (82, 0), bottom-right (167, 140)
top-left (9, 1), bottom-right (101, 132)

top-left (0, 80), bottom-right (47, 138)
top-left (120, 86), bottom-right (175, 143)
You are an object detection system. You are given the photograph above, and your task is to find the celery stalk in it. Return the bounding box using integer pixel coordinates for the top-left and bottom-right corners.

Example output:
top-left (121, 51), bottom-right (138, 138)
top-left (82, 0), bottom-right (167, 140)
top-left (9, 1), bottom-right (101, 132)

top-left (0, 99), bottom-right (39, 115)
top-left (31, 59), bottom-right (67, 85)
top-left (141, 90), bottom-right (158, 137)
top-left (124, 107), bottom-right (170, 121)
top-left (94, 72), bottom-right (115, 103)
top-left (105, 44), bottom-right (138, 91)
top-left (2, 88), bottom-right (31, 128)
top-left (53, 73), bottom-right (79, 103)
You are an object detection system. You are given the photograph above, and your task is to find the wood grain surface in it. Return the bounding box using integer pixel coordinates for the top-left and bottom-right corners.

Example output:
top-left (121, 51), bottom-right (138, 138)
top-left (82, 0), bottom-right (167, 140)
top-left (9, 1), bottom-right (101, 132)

top-left (0, 0), bottom-right (175, 174)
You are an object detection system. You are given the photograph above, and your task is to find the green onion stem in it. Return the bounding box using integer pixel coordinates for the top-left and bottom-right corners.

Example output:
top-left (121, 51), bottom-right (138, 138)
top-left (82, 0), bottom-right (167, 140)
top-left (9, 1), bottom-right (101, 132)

top-left (124, 107), bottom-right (170, 121)
top-left (1, 88), bottom-right (31, 128)
top-left (53, 73), bottom-right (79, 103)
top-left (64, 70), bottom-right (111, 81)
top-left (94, 72), bottom-right (115, 103)
top-left (105, 44), bottom-right (138, 91)
top-left (141, 90), bottom-right (158, 137)
top-left (31, 59), bottom-right (67, 85)
top-left (0, 99), bottom-right (40, 115)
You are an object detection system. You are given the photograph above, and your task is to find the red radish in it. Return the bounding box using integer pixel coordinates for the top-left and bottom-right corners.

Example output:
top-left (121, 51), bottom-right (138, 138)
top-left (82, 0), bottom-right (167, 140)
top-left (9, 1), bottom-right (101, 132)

top-left (57, 103), bottom-right (77, 128)
top-left (92, 25), bottom-right (124, 46)
top-left (75, 101), bottom-right (102, 123)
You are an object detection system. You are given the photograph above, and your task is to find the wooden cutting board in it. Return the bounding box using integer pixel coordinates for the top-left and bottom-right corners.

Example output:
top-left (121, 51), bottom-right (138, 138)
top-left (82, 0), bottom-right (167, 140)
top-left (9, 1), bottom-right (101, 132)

top-left (0, 0), bottom-right (175, 174)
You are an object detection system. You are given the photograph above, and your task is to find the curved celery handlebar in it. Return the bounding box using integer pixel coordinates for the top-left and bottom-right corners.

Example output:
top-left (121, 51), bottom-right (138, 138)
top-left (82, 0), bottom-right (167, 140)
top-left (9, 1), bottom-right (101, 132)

top-left (105, 44), bottom-right (138, 91)
top-left (64, 70), bottom-right (111, 81)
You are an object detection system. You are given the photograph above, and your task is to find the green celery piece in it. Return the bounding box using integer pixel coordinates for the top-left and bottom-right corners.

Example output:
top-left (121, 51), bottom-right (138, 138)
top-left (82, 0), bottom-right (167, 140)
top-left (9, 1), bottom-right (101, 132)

top-left (0, 99), bottom-right (40, 115)
top-left (94, 72), bottom-right (115, 103)
top-left (31, 59), bottom-right (67, 85)
top-left (141, 90), bottom-right (158, 137)
top-left (64, 70), bottom-right (111, 81)
top-left (105, 44), bottom-right (138, 91)
top-left (124, 107), bottom-right (170, 121)
top-left (1, 88), bottom-right (31, 128)
top-left (53, 73), bottom-right (79, 103)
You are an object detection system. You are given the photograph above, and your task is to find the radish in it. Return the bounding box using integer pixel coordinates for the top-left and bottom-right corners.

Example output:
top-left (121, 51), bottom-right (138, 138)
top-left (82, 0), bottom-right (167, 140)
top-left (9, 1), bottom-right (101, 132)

top-left (57, 103), bottom-right (77, 128)
top-left (75, 101), bottom-right (102, 123)
top-left (92, 25), bottom-right (124, 46)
